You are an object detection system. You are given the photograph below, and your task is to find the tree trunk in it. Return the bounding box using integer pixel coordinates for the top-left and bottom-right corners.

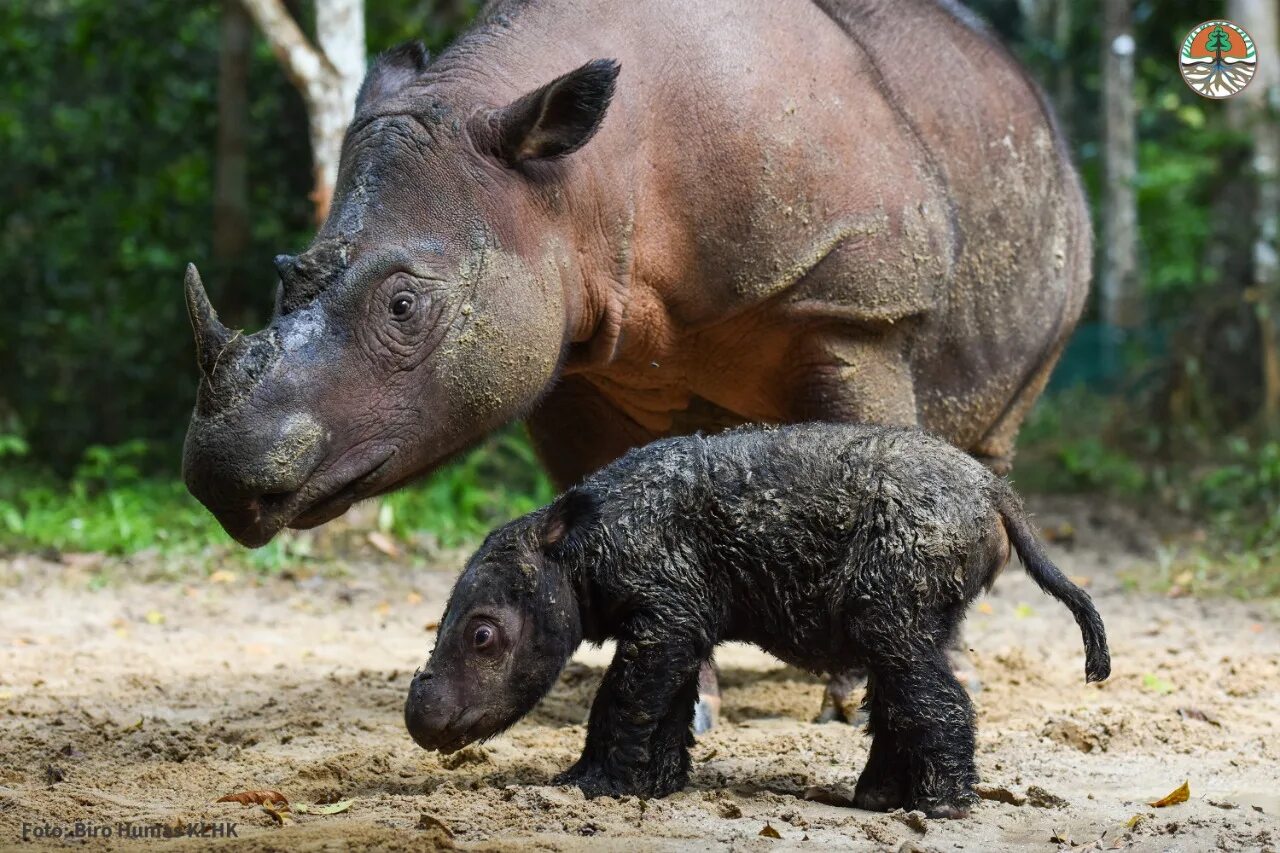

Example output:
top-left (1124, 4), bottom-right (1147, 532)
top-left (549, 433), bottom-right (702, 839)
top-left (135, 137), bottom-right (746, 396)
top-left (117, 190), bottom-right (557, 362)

top-left (1230, 0), bottom-right (1280, 424)
top-left (238, 0), bottom-right (365, 224)
top-left (1053, 0), bottom-right (1074, 140)
top-left (213, 0), bottom-right (253, 324)
top-left (1101, 0), bottom-right (1141, 347)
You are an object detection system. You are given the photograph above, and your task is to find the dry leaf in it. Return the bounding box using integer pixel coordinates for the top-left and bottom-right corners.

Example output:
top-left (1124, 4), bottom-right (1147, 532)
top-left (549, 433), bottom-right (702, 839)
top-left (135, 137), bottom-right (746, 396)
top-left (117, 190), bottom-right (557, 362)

top-left (976, 601), bottom-right (995, 615)
top-left (367, 531), bottom-right (401, 559)
top-left (1125, 813), bottom-right (1146, 829)
top-left (217, 790), bottom-right (289, 806)
top-left (263, 803), bottom-right (294, 825)
top-left (406, 591), bottom-right (423, 605)
top-left (424, 620), bottom-right (440, 632)
top-left (209, 569), bottom-right (238, 584)
top-left (121, 717), bottom-right (144, 732)
top-left (375, 601), bottom-right (392, 616)
top-left (295, 799), bottom-right (352, 815)
top-left (1149, 780), bottom-right (1190, 808)
top-left (144, 610), bottom-right (165, 625)
top-left (758, 822), bottom-right (782, 839)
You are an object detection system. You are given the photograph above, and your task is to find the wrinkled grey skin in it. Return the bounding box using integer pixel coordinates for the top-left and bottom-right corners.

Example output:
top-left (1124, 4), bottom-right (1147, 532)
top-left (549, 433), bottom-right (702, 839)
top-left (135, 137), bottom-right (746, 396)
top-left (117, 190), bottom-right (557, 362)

top-left (406, 423), bottom-right (1110, 817)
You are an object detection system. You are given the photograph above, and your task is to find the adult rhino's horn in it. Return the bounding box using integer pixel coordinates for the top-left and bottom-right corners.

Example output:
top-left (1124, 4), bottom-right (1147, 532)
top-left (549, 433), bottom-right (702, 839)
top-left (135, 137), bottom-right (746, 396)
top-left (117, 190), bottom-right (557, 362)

top-left (184, 263), bottom-right (233, 378)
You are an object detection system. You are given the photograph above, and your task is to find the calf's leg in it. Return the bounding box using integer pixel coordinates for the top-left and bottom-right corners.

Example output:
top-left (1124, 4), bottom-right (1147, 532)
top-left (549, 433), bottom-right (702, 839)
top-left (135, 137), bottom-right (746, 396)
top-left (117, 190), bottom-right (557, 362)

top-left (555, 619), bottom-right (707, 798)
top-left (864, 646), bottom-right (979, 818)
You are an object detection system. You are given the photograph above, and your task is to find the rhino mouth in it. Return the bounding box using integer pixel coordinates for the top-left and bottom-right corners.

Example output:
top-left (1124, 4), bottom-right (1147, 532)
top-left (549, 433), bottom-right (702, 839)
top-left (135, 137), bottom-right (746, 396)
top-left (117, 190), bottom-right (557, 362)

top-left (232, 451), bottom-right (395, 547)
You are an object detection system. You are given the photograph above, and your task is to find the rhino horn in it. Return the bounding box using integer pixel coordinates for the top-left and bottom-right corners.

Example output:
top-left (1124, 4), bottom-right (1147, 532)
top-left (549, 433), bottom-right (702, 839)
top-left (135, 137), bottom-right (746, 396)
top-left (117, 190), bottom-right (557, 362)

top-left (184, 263), bottom-right (233, 378)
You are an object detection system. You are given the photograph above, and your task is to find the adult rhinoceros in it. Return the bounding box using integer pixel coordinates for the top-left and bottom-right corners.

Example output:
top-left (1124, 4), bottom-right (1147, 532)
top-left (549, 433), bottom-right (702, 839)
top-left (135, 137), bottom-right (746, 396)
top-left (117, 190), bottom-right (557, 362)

top-left (183, 0), bottom-right (1089, 727)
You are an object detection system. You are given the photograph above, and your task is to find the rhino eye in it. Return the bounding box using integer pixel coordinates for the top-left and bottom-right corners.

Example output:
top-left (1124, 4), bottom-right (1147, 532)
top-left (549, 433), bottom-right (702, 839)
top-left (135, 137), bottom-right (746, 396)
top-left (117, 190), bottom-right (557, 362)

top-left (390, 292), bottom-right (415, 319)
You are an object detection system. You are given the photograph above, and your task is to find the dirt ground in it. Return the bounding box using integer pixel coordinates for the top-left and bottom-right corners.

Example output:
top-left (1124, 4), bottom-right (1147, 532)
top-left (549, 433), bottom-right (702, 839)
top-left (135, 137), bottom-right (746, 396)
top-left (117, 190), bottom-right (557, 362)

top-left (1, 499), bottom-right (1277, 852)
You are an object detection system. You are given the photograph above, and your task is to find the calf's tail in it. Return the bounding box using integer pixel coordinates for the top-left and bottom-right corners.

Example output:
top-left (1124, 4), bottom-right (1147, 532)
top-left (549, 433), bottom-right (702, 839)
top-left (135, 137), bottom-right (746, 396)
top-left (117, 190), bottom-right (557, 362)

top-left (996, 489), bottom-right (1111, 683)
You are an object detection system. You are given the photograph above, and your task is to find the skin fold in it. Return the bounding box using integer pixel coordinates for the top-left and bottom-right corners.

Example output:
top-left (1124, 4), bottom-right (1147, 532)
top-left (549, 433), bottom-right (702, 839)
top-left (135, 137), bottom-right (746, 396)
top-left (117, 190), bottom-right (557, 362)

top-left (405, 423), bottom-right (1110, 818)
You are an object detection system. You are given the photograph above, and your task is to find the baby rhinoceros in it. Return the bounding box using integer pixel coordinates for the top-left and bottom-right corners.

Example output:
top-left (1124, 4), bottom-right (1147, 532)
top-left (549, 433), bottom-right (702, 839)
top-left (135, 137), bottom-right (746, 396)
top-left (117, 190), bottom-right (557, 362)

top-left (404, 423), bottom-right (1110, 818)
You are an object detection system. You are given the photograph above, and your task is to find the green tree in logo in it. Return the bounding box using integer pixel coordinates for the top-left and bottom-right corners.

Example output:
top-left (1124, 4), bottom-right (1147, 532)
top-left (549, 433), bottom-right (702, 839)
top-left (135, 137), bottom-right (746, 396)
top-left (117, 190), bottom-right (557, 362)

top-left (1206, 25), bottom-right (1232, 63)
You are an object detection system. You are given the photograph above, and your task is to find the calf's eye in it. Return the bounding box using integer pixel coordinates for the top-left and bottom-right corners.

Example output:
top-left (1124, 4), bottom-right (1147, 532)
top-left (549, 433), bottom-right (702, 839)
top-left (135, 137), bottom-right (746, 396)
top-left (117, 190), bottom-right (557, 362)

top-left (390, 293), bottom-right (415, 319)
top-left (473, 624), bottom-right (495, 650)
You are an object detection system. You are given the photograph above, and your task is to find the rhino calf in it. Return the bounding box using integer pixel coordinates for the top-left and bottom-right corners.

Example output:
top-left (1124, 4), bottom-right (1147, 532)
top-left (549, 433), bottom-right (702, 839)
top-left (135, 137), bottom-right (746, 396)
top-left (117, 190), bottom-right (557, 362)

top-left (404, 423), bottom-right (1109, 818)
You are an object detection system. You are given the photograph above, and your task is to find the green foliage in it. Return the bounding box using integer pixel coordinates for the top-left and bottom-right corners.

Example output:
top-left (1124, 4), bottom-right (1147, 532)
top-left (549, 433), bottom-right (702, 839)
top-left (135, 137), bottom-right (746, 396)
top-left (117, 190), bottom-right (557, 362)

top-left (0, 428), bottom-right (549, 560)
top-left (0, 0), bottom-right (476, 473)
top-left (380, 428), bottom-right (554, 549)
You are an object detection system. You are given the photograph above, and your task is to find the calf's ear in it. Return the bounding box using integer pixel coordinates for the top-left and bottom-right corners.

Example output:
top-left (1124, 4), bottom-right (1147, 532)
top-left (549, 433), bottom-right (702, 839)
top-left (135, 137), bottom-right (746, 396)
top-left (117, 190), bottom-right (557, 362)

top-left (357, 41), bottom-right (430, 111)
top-left (485, 59), bottom-right (620, 165)
top-left (541, 487), bottom-right (602, 557)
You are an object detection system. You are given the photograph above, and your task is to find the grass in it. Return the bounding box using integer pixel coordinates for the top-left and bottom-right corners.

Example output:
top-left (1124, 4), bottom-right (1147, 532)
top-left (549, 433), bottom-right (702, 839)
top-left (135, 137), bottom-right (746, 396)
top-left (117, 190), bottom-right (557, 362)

top-left (1016, 388), bottom-right (1280, 601)
top-left (3, 397), bottom-right (1279, 600)
top-left (0, 427), bottom-right (552, 568)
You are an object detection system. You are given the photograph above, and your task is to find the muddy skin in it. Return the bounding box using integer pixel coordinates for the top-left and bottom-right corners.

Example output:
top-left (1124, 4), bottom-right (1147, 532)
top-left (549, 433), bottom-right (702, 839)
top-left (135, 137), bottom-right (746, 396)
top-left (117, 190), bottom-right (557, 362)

top-left (406, 423), bottom-right (1109, 818)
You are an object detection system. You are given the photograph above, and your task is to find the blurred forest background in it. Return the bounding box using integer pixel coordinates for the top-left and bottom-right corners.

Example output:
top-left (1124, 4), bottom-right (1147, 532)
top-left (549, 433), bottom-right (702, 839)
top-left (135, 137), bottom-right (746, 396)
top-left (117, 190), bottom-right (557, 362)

top-left (1, 0), bottom-right (1277, 594)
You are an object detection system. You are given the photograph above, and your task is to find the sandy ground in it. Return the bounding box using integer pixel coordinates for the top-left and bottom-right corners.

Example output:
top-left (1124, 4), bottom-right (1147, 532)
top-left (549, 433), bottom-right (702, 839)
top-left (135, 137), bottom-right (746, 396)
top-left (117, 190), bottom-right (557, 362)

top-left (0, 500), bottom-right (1277, 852)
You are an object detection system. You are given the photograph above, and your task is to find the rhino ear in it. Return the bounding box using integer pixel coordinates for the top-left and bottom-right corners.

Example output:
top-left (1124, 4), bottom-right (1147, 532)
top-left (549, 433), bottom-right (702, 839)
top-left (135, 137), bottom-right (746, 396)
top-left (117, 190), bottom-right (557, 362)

top-left (356, 41), bottom-right (430, 111)
top-left (487, 59), bottom-right (620, 165)
top-left (541, 487), bottom-right (602, 557)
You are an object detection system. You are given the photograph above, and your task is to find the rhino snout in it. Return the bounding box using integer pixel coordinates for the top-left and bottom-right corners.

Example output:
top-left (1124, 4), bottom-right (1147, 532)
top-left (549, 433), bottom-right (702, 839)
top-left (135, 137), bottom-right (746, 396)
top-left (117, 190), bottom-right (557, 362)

top-left (183, 411), bottom-right (327, 544)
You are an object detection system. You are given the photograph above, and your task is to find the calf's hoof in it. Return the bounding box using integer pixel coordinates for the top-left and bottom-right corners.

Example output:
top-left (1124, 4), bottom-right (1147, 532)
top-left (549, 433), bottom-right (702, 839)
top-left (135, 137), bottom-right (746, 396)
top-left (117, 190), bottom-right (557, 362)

top-left (851, 773), bottom-right (906, 812)
top-left (911, 796), bottom-right (976, 820)
top-left (554, 765), bottom-right (630, 799)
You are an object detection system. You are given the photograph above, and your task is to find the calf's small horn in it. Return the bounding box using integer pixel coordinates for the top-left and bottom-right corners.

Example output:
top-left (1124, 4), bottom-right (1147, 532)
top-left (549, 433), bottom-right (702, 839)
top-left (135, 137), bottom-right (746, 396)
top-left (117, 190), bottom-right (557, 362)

top-left (183, 263), bottom-right (232, 378)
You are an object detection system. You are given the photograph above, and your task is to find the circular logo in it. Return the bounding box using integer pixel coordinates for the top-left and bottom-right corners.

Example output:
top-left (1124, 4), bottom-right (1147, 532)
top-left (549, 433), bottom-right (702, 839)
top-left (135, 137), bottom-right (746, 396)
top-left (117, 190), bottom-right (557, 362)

top-left (1179, 20), bottom-right (1257, 99)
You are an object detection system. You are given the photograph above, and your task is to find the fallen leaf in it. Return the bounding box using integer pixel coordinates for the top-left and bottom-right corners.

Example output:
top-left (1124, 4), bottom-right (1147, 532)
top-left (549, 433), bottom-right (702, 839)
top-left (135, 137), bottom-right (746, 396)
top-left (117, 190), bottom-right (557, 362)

top-left (1141, 673), bottom-right (1174, 695)
top-left (217, 790), bottom-right (289, 806)
top-left (263, 803), bottom-right (294, 826)
top-left (424, 620), bottom-right (440, 632)
top-left (375, 601), bottom-right (392, 616)
top-left (295, 799), bottom-right (352, 815)
top-left (1014, 603), bottom-right (1035, 619)
top-left (1249, 623), bottom-right (1263, 634)
top-left (976, 601), bottom-right (995, 615)
top-left (0, 690), bottom-right (12, 702)
top-left (120, 717), bottom-right (144, 732)
top-left (1149, 780), bottom-right (1190, 808)
top-left (1126, 813), bottom-right (1146, 829)
top-left (758, 822), bottom-right (782, 839)
top-left (367, 531), bottom-right (401, 559)
top-left (1049, 828), bottom-right (1072, 845)
top-left (701, 748), bottom-right (719, 762)
top-left (405, 591), bottom-right (423, 605)
top-left (209, 569), bottom-right (238, 584)
top-left (144, 610), bottom-right (165, 625)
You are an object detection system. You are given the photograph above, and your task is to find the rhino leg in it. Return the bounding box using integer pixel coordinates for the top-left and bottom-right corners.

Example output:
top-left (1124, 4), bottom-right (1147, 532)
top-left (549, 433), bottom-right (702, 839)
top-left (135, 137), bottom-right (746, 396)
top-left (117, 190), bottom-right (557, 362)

top-left (526, 375), bottom-right (661, 489)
